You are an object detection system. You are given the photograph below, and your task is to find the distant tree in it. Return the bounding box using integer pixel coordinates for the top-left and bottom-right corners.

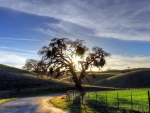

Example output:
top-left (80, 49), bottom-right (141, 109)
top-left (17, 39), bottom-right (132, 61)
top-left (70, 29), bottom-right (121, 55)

top-left (23, 59), bottom-right (39, 72)
top-left (38, 38), bottom-right (110, 93)
top-left (23, 59), bottom-right (47, 77)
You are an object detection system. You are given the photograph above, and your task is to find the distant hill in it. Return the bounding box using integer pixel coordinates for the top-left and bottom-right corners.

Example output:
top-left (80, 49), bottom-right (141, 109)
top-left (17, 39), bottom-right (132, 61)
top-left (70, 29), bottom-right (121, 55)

top-left (0, 64), bottom-right (114, 92)
top-left (0, 64), bottom-right (64, 90)
top-left (55, 68), bottom-right (150, 88)
top-left (94, 68), bottom-right (150, 88)
top-left (1, 63), bottom-right (149, 89)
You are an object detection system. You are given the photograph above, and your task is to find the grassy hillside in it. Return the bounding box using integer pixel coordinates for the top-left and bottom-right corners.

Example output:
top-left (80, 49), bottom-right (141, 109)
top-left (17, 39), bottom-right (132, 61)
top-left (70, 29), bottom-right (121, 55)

top-left (55, 68), bottom-right (150, 88)
top-left (0, 64), bottom-right (117, 96)
top-left (57, 70), bottom-right (120, 84)
top-left (1, 63), bottom-right (150, 90)
top-left (95, 68), bottom-right (150, 88)
top-left (0, 64), bottom-right (64, 90)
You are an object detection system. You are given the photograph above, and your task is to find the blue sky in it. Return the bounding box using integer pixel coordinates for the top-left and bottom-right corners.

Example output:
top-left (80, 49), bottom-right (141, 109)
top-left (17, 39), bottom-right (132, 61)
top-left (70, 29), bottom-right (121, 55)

top-left (0, 0), bottom-right (150, 70)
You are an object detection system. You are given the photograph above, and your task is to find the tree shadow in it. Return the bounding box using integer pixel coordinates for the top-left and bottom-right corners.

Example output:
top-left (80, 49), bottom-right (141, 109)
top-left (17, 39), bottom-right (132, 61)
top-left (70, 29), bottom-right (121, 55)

top-left (67, 97), bottom-right (88, 113)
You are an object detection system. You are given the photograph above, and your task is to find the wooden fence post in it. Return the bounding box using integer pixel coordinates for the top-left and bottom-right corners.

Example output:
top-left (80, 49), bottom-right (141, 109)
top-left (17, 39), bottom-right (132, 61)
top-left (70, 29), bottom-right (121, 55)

top-left (117, 92), bottom-right (119, 108)
top-left (106, 92), bottom-right (107, 107)
top-left (82, 92), bottom-right (83, 104)
top-left (96, 92), bottom-right (98, 104)
top-left (131, 92), bottom-right (133, 111)
top-left (148, 91), bottom-right (150, 113)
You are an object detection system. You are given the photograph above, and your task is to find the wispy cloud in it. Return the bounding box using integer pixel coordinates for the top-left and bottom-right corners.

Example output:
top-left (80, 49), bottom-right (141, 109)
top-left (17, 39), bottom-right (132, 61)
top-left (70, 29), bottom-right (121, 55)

top-left (0, 46), bottom-right (37, 53)
top-left (0, 38), bottom-right (40, 41)
top-left (0, 0), bottom-right (150, 41)
top-left (36, 21), bottom-right (94, 41)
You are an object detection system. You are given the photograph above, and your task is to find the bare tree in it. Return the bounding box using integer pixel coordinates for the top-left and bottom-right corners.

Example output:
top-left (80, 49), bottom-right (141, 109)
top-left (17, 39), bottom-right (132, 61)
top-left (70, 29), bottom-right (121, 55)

top-left (23, 59), bottom-right (47, 77)
top-left (23, 59), bottom-right (39, 72)
top-left (38, 38), bottom-right (110, 93)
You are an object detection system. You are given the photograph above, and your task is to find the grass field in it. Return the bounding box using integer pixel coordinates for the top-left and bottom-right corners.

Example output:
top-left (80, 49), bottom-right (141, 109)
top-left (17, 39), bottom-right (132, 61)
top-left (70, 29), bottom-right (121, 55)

top-left (51, 89), bottom-right (149, 113)
top-left (85, 89), bottom-right (150, 112)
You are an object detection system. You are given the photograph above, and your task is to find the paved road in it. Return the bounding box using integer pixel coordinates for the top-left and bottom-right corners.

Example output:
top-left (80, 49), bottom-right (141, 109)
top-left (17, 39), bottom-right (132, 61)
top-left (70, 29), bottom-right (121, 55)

top-left (0, 94), bottom-right (71, 113)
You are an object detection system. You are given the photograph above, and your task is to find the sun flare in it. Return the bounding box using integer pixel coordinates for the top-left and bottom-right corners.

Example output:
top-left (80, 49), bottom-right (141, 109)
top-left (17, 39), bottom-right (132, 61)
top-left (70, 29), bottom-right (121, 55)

top-left (72, 56), bottom-right (80, 65)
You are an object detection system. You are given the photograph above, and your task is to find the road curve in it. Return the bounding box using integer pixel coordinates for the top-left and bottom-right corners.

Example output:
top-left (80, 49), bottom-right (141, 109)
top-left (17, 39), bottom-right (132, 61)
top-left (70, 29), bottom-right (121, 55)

top-left (0, 93), bottom-right (71, 113)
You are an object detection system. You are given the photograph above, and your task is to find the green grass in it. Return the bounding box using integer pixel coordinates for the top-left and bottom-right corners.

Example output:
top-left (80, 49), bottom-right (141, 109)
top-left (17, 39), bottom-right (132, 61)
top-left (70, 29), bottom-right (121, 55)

top-left (50, 95), bottom-right (122, 113)
top-left (50, 92), bottom-right (142, 113)
top-left (85, 89), bottom-right (150, 112)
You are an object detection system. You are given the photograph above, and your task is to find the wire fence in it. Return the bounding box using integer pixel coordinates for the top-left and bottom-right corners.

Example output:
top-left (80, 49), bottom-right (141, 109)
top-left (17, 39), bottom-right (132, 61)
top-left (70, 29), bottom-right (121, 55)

top-left (66, 90), bottom-right (150, 113)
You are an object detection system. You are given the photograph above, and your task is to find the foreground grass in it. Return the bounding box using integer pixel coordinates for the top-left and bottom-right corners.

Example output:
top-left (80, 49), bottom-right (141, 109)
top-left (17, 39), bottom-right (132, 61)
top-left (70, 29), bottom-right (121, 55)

top-left (50, 95), bottom-right (95, 113)
top-left (50, 95), bottom-right (141, 113)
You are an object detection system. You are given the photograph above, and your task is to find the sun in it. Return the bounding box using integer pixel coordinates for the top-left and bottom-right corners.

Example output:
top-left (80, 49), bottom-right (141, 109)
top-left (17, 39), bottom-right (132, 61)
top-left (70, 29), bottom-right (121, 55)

top-left (72, 56), bottom-right (80, 65)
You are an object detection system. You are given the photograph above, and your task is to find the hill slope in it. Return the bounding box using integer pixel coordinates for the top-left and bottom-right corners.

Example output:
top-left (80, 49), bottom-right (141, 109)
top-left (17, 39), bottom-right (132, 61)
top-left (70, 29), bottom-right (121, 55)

top-left (1, 63), bottom-right (149, 89)
top-left (95, 68), bottom-right (150, 88)
top-left (55, 68), bottom-right (150, 88)
top-left (0, 64), bottom-right (63, 90)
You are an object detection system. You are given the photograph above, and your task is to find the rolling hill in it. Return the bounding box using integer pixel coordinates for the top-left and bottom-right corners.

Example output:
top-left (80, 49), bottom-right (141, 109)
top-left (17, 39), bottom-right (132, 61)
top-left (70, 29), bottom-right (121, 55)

top-left (94, 68), bottom-right (150, 88)
top-left (57, 68), bottom-right (150, 88)
top-left (1, 63), bottom-right (150, 90)
top-left (0, 64), bottom-right (66, 90)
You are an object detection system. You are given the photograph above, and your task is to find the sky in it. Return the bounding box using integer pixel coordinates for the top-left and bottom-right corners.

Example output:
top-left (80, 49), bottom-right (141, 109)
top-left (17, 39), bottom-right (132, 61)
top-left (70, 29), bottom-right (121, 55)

top-left (0, 0), bottom-right (150, 70)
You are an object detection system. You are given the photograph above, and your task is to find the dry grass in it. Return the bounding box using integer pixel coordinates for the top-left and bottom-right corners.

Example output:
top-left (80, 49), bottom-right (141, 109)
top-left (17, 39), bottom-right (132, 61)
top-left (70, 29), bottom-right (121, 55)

top-left (0, 98), bottom-right (16, 104)
top-left (95, 69), bottom-right (150, 88)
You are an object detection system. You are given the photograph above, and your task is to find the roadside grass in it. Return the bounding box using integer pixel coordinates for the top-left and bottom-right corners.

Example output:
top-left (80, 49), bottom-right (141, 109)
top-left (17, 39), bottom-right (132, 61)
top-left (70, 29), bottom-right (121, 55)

top-left (0, 98), bottom-right (16, 104)
top-left (50, 95), bottom-right (96, 113)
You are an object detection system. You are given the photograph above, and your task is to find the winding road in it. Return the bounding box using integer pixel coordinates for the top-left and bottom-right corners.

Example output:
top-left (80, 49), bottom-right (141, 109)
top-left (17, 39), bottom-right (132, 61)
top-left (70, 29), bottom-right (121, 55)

top-left (0, 94), bottom-right (71, 113)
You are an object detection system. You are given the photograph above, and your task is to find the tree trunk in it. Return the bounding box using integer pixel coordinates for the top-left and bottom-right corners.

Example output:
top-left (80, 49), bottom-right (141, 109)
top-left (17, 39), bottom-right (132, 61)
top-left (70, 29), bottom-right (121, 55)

top-left (69, 66), bottom-right (84, 92)
top-left (69, 66), bottom-right (85, 104)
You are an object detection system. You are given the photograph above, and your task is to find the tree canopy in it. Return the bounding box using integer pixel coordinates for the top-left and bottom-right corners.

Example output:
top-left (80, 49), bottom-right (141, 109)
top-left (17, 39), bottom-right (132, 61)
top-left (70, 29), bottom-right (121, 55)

top-left (38, 38), bottom-right (110, 92)
top-left (23, 59), bottom-right (47, 77)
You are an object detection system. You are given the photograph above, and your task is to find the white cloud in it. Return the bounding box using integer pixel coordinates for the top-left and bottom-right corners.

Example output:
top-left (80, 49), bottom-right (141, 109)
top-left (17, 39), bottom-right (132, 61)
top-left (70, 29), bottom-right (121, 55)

top-left (36, 21), bottom-right (94, 40)
top-left (0, 0), bottom-right (150, 41)
top-left (0, 46), bottom-right (37, 53)
top-left (1, 0), bottom-right (150, 69)
top-left (0, 51), bottom-right (26, 68)
top-left (105, 55), bottom-right (150, 70)
top-left (0, 51), bottom-right (40, 68)
top-left (1, 49), bottom-right (149, 70)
